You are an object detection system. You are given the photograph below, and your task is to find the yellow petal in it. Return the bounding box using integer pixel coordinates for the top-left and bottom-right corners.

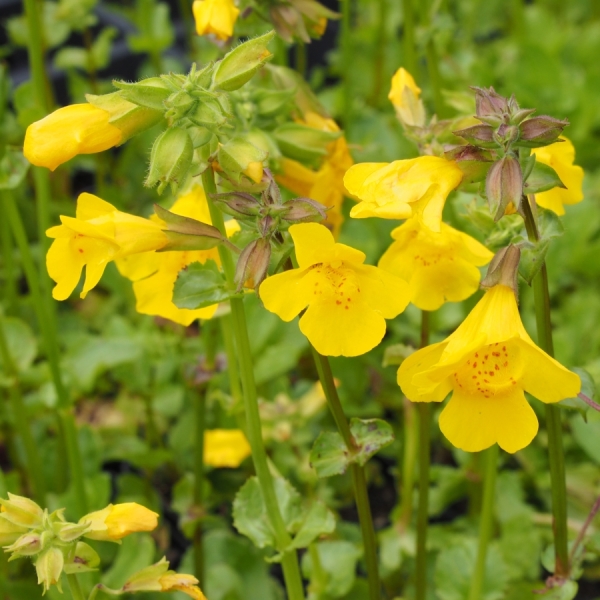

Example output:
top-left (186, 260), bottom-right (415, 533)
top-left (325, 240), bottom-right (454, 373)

top-left (343, 163), bottom-right (388, 200)
top-left (46, 238), bottom-right (86, 301)
top-left (439, 388), bottom-right (538, 453)
top-left (388, 67), bottom-right (421, 107)
top-left (24, 104), bottom-right (121, 171)
top-left (171, 185), bottom-right (213, 224)
top-left (76, 192), bottom-right (117, 220)
top-left (204, 430), bottom-right (251, 468)
top-left (299, 297), bottom-right (387, 357)
top-left (192, 0), bottom-right (239, 40)
top-left (104, 503), bottom-right (159, 540)
top-left (276, 158), bottom-right (317, 198)
top-left (397, 342), bottom-right (452, 402)
top-left (259, 268), bottom-right (312, 321)
top-left (116, 252), bottom-right (160, 282)
top-left (353, 264), bottom-right (410, 318)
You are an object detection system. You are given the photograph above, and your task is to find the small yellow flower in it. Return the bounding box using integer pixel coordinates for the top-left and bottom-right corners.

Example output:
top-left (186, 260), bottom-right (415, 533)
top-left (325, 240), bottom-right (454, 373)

top-left (116, 185), bottom-right (239, 326)
top-left (379, 217), bottom-right (493, 310)
top-left (344, 156), bottom-right (463, 232)
top-left (204, 429), bottom-right (251, 467)
top-left (388, 67), bottom-right (425, 127)
top-left (46, 193), bottom-right (168, 300)
top-left (532, 137), bottom-right (584, 215)
top-left (260, 223), bottom-right (410, 357)
top-left (276, 112), bottom-right (353, 237)
top-left (24, 104), bottom-right (122, 171)
top-left (192, 0), bottom-right (240, 40)
top-left (81, 502), bottom-right (159, 542)
top-left (398, 284), bottom-right (580, 453)
top-left (159, 573), bottom-right (207, 599)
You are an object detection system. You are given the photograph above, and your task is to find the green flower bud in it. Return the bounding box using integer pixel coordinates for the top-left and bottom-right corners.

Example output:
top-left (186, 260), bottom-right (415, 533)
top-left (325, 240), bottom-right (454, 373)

top-left (145, 128), bottom-right (193, 195)
top-left (217, 138), bottom-right (267, 183)
top-left (211, 191), bottom-right (262, 219)
top-left (187, 95), bottom-right (228, 130)
top-left (113, 77), bottom-right (172, 111)
top-left (212, 31), bottom-right (275, 92)
top-left (0, 515), bottom-right (28, 545)
top-left (63, 542), bottom-right (100, 574)
top-left (35, 547), bottom-right (64, 594)
top-left (5, 532), bottom-right (43, 557)
top-left (282, 198), bottom-right (327, 223)
top-left (485, 155), bottom-right (523, 221)
top-left (273, 122), bottom-right (340, 163)
top-left (0, 494), bottom-right (44, 528)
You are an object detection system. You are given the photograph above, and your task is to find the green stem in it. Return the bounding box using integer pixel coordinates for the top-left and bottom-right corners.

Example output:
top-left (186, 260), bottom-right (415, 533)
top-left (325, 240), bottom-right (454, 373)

top-left (398, 398), bottom-right (417, 529)
top-left (308, 543), bottom-right (327, 594)
top-left (402, 0), bottom-right (417, 75)
top-left (415, 309), bottom-right (431, 600)
top-left (59, 410), bottom-right (88, 515)
top-left (202, 169), bottom-right (305, 600)
top-left (521, 196), bottom-right (569, 577)
top-left (370, 0), bottom-right (389, 106)
top-left (339, 0), bottom-right (353, 133)
top-left (467, 445), bottom-right (499, 600)
top-left (67, 573), bottom-right (86, 600)
top-left (310, 348), bottom-right (381, 600)
top-left (219, 314), bottom-right (243, 405)
top-left (177, 0), bottom-right (195, 57)
top-left (1, 217), bottom-right (17, 311)
top-left (421, 3), bottom-right (445, 118)
top-left (295, 42), bottom-right (307, 79)
top-left (0, 317), bottom-right (47, 502)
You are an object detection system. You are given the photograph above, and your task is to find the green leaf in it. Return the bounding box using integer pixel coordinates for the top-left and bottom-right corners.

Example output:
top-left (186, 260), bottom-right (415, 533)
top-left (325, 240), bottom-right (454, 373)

top-left (232, 477), bottom-right (303, 550)
top-left (537, 207), bottom-right (565, 240)
top-left (0, 317), bottom-right (37, 374)
top-left (101, 534), bottom-right (156, 588)
top-left (310, 419), bottom-right (394, 478)
top-left (0, 147), bottom-right (29, 190)
top-left (518, 238), bottom-right (550, 285)
top-left (289, 501), bottom-right (336, 551)
top-left (173, 261), bottom-right (232, 310)
top-left (524, 161), bottom-right (565, 194)
top-left (570, 408), bottom-right (600, 464)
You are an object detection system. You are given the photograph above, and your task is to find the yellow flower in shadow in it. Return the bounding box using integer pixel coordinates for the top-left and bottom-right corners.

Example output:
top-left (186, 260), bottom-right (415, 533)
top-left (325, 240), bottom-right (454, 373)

top-left (398, 284), bottom-right (580, 453)
top-left (204, 429), bottom-right (251, 467)
top-left (260, 223), bottom-right (410, 357)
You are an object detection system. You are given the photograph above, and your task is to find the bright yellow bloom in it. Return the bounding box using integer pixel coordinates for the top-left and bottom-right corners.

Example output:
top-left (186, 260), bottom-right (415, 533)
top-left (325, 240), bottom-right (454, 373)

top-left (344, 156), bottom-right (463, 232)
top-left (276, 112), bottom-right (353, 237)
top-left (379, 217), bottom-right (493, 310)
top-left (260, 223), bottom-right (410, 357)
top-left (204, 429), bottom-right (251, 467)
top-left (398, 284), bottom-right (580, 453)
top-left (192, 0), bottom-right (239, 40)
top-left (388, 67), bottom-right (425, 127)
top-left (532, 137), bottom-right (584, 215)
top-left (159, 573), bottom-right (207, 599)
top-left (24, 104), bottom-right (122, 171)
top-left (116, 185), bottom-right (239, 326)
top-left (81, 502), bottom-right (159, 542)
top-left (46, 193), bottom-right (168, 301)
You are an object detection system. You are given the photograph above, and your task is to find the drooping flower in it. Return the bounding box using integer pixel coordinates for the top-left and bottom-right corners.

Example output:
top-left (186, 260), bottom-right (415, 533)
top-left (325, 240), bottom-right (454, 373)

top-left (24, 104), bottom-right (122, 171)
top-left (398, 284), bottom-right (580, 453)
top-left (204, 429), bottom-right (251, 467)
top-left (388, 67), bottom-right (425, 127)
top-left (123, 557), bottom-right (207, 599)
top-left (343, 156), bottom-right (463, 232)
top-left (276, 112), bottom-right (353, 237)
top-left (81, 502), bottom-right (159, 542)
top-left (192, 0), bottom-right (240, 40)
top-left (46, 193), bottom-right (168, 300)
top-left (260, 223), bottom-right (410, 357)
top-left (116, 185), bottom-right (239, 326)
top-left (379, 217), bottom-right (493, 311)
top-left (532, 137), bottom-right (584, 215)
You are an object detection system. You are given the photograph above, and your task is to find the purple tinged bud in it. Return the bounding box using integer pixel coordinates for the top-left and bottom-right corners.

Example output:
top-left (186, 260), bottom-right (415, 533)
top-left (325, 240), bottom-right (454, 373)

top-left (473, 86), bottom-right (508, 118)
top-left (519, 116), bottom-right (568, 146)
top-left (282, 198), bottom-right (327, 223)
top-left (211, 192), bottom-right (261, 218)
top-left (235, 238), bottom-right (272, 291)
top-left (453, 124), bottom-right (495, 146)
top-left (480, 244), bottom-right (521, 293)
top-left (485, 155), bottom-right (523, 221)
top-left (444, 145), bottom-right (492, 162)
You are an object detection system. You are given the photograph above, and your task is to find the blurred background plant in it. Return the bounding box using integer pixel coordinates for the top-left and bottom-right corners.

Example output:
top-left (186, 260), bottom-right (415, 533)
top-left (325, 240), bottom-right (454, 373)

top-left (1, 0), bottom-right (600, 598)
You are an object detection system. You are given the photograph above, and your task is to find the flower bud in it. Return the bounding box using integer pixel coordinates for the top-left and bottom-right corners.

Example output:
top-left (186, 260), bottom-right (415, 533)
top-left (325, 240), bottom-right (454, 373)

top-left (5, 532), bottom-right (43, 556)
top-left (81, 502), bottom-right (159, 542)
top-left (388, 67), bottom-right (425, 127)
top-left (187, 95), bottom-right (229, 130)
top-left (519, 116), bottom-right (568, 147)
top-left (282, 198), bottom-right (327, 223)
top-left (35, 547), bottom-right (64, 594)
top-left (0, 494), bottom-right (44, 528)
top-left (211, 191), bottom-right (262, 218)
top-left (63, 541), bottom-right (100, 574)
top-left (273, 122), bottom-right (340, 162)
top-left (113, 77), bottom-right (172, 111)
top-left (235, 238), bottom-right (271, 291)
top-left (494, 123), bottom-right (520, 146)
top-left (453, 124), bottom-right (496, 147)
top-left (0, 516), bottom-right (28, 545)
top-left (217, 138), bottom-right (267, 183)
top-left (480, 245), bottom-right (521, 293)
top-left (145, 128), bottom-right (194, 195)
top-left (473, 86), bottom-right (508, 118)
top-left (485, 155), bottom-right (523, 221)
top-left (55, 520), bottom-right (95, 543)
top-left (212, 31), bottom-right (275, 92)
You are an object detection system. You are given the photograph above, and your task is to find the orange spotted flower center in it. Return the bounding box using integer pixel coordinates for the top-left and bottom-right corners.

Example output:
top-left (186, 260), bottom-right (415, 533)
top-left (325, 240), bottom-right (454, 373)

top-left (308, 262), bottom-right (360, 309)
top-left (453, 342), bottom-right (523, 398)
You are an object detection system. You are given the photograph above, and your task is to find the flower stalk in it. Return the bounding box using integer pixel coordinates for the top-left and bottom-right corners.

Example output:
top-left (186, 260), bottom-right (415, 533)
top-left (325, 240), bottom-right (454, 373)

top-left (310, 347), bottom-right (381, 600)
top-left (67, 573), bottom-right (86, 600)
top-left (202, 168), bottom-right (305, 600)
top-left (521, 195), bottom-right (569, 577)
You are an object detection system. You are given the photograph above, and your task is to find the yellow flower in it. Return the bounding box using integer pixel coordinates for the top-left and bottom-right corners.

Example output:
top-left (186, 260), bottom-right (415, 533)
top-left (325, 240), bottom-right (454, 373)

top-left (204, 429), bottom-right (251, 467)
top-left (532, 137), bottom-right (584, 215)
top-left (81, 502), bottom-right (159, 542)
top-left (116, 185), bottom-right (239, 326)
top-left (192, 0), bottom-right (240, 40)
top-left (276, 112), bottom-right (353, 237)
top-left (344, 156), bottom-right (463, 232)
top-left (398, 284), bottom-right (580, 453)
top-left (260, 223), bottom-right (410, 357)
top-left (159, 573), bottom-right (207, 599)
top-left (379, 217), bottom-right (493, 310)
top-left (24, 104), bottom-right (122, 171)
top-left (46, 193), bottom-right (168, 301)
top-left (388, 67), bottom-right (425, 127)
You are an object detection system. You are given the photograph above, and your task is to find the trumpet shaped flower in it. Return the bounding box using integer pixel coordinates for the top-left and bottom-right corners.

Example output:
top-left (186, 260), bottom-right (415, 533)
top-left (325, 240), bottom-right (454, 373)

top-left (532, 137), bottom-right (584, 215)
top-left (80, 502), bottom-right (159, 542)
top-left (46, 193), bottom-right (168, 300)
top-left (379, 217), bottom-right (493, 310)
top-left (344, 156), bottom-right (463, 232)
top-left (24, 104), bottom-right (122, 171)
top-left (388, 67), bottom-right (425, 127)
top-left (277, 112), bottom-right (353, 237)
top-left (398, 284), bottom-right (580, 453)
top-left (116, 186), bottom-right (239, 326)
top-left (192, 0), bottom-right (239, 40)
top-left (204, 429), bottom-right (251, 467)
top-left (260, 223), bottom-right (410, 357)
